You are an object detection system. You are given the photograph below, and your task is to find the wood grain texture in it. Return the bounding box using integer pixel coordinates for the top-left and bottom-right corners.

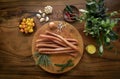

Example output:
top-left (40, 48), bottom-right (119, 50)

top-left (0, 0), bottom-right (120, 79)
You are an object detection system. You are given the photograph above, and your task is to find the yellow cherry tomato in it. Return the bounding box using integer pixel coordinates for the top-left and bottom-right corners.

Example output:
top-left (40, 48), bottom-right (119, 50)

top-left (27, 26), bottom-right (31, 30)
top-left (27, 18), bottom-right (30, 21)
top-left (19, 25), bottom-right (22, 28)
top-left (22, 18), bottom-right (26, 22)
top-left (27, 22), bottom-right (31, 26)
top-left (30, 18), bottom-right (34, 22)
top-left (20, 29), bottom-right (24, 32)
top-left (21, 22), bottom-right (25, 25)
top-left (32, 23), bottom-right (35, 26)
top-left (29, 29), bottom-right (33, 33)
top-left (22, 24), bottom-right (26, 28)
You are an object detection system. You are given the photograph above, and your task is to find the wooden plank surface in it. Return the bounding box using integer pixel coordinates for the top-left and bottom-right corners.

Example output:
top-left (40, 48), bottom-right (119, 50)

top-left (0, 0), bottom-right (120, 79)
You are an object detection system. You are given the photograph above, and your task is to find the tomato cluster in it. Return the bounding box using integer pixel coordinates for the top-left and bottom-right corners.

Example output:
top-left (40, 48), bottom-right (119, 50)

top-left (19, 18), bottom-right (35, 34)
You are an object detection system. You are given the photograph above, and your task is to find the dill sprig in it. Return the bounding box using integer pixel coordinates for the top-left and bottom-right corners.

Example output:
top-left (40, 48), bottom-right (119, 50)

top-left (33, 52), bottom-right (52, 67)
top-left (54, 59), bottom-right (74, 72)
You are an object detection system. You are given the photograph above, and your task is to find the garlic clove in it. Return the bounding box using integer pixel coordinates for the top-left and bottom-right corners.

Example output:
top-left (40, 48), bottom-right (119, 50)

top-left (36, 14), bottom-right (41, 18)
top-left (40, 18), bottom-right (45, 22)
top-left (42, 13), bottom-right (46, 18)
top-left (45, 16), bottom-right (49, 22)
top-left (38, 10), bottom-right (42, 14)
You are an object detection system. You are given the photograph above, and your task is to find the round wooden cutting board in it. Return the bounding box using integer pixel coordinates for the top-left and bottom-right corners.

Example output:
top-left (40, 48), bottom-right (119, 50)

top-left (32, 21), bottom-right (84, 74)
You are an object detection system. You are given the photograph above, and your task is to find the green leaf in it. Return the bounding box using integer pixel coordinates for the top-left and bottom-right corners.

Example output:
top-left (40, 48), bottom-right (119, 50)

top-left (36, 55), bottom-right (42, 65)
top-left (110, 11), bottom-right (118, 16)
top-left (101, 20), bottom-right (105, 26)
top-left (109, 20), bottom-right (115, 29)
top-left (105, 19), bottom-right (111, 27)
top-left (106, 37), bottom-right (110, 43)
top-left (89, 2), bottom-right (96, 5)
top-left (108, 31), bottom-right (118, 41)
top-left (99, 44), bottom-right (103, 55)
top-left (106, 30), bottom-right (110, 34)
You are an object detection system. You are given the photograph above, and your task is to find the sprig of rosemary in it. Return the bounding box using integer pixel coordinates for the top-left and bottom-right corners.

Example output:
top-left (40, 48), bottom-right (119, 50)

top-left (79, 0), bottom-right (119, 55)
top-left (33, 52), bottom-right (52, 66)
top-left (54, 59), bottom-right (74, 72)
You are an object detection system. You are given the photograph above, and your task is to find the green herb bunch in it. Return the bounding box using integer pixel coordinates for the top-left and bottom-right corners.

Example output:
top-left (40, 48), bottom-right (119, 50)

top-left (33, 52), bottom-right (52, 66)
top-left (55, 59), bottom-right (74, 72)
top-left (80, 0), bottom-right (119, 55)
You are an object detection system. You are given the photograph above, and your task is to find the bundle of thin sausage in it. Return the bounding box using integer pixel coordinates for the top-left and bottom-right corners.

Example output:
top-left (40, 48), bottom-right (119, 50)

top-left (35, 31), bottom-right (79, 57)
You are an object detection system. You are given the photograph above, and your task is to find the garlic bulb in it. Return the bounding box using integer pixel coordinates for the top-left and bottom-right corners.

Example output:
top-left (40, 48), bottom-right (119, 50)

top-left (44, 5), bottom-right (53, 14)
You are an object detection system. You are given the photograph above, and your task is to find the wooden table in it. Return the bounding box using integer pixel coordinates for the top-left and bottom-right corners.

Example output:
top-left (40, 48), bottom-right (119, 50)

top-left (0, 0), bottom-right (120, 79)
